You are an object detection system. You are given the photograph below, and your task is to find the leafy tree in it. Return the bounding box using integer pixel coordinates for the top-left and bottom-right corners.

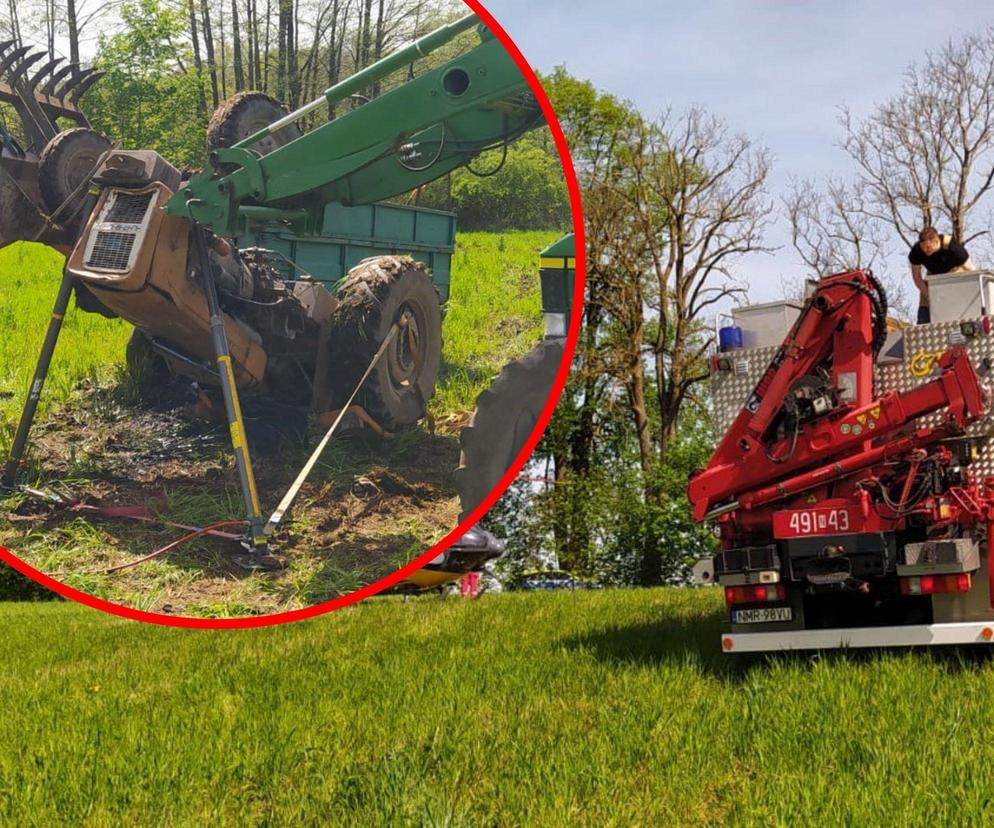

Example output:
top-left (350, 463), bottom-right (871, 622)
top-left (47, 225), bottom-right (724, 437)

top-left (84, 0), bottom-right (209, 169)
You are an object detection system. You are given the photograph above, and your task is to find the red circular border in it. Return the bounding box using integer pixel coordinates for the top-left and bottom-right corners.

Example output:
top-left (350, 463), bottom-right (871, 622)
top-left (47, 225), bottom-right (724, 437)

top-left (0, 0), bottom-right (586, 628)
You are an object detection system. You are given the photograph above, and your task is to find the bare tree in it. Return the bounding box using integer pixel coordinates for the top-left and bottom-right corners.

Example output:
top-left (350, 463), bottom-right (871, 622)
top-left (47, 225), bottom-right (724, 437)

top-left (784, 176), bottom-right (885, 274)
top-left (783, 176), bottom-right (911, 316)
top-left (635, 108), bottom-right (773, 466)
top-left (841, 28), bottom-right (994, 252)
top-left (583, 107), bottom-right (773, 501)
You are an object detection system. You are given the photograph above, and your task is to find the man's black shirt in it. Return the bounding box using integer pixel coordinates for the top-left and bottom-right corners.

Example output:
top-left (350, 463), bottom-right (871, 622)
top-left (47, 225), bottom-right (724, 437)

top-left (908, 237), bottom-right (970, 275)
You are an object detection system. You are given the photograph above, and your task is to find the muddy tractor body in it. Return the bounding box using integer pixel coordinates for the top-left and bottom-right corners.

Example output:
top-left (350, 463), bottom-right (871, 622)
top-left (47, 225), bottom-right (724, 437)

top-left (1, 13), bottom-right (547, 554)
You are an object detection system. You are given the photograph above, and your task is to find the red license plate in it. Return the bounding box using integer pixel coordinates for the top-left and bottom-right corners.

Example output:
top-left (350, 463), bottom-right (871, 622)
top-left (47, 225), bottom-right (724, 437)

top-left (773, 506), bottom-right (857, 538)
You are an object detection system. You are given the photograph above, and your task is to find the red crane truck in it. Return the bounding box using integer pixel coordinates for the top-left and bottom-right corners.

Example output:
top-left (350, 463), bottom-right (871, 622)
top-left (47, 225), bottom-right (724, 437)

top-left (690, 268), bottom-right (994, 652)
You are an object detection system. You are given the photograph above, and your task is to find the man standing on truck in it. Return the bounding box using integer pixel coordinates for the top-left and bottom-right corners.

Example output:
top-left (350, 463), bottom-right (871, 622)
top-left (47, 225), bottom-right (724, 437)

top-left (909, 227), bottom-right (973, 323)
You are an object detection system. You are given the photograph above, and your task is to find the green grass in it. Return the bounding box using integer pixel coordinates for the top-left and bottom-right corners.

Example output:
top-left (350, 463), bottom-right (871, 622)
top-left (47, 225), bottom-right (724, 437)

top-left (0, 231), bottom-right (555, 615)
top-left (0, 588), bottom-right (992, 824)
top-left (0, 243), bottom-right (130, 446)
top-left (431, 230), bottom-right (550, 420)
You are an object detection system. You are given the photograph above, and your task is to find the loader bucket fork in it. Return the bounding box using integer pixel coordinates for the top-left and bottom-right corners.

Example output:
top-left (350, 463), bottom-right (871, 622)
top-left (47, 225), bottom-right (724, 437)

top-left (0, 39), bottom-right (103, 250)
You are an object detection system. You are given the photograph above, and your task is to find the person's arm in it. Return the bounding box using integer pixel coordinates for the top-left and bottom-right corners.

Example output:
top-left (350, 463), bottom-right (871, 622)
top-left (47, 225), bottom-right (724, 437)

top-left (909, 244), bottom-right (929, 302)
top-left (911, 263), bottom-right (927, 295)
top-left (947, 241), bottom-right (970, 269)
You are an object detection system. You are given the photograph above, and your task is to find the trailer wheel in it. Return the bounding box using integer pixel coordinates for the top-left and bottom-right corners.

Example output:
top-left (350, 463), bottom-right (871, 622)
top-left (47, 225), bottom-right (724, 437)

top-left (207, 92), bottom-right (304, 155)
top-left (329, 256), bottom-right (442, 430)
top-left (38, 127), bottom-right (111, 219)
top-left (454, 339), bottom-right (565, 522)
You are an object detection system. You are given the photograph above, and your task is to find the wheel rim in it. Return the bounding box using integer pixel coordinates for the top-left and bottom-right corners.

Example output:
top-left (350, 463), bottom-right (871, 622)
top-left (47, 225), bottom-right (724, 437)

top-left (63, 148), bottom-right (100, 192)
top-left (387, 300), bottom-right (426, 392)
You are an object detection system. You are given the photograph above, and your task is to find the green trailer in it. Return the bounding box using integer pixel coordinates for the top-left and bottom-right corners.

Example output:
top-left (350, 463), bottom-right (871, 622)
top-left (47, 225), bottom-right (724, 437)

top-left (241, 201), bottom-right (456, 302)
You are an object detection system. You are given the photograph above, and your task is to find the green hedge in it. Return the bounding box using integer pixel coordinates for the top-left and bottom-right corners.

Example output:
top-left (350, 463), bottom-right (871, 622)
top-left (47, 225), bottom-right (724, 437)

top-left (0, 562), bottom-right (60, 601)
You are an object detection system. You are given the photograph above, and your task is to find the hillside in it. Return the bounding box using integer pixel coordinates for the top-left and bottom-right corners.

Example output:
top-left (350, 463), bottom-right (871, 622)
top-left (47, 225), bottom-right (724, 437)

top-left (0, 588), bottom-right (989, 824)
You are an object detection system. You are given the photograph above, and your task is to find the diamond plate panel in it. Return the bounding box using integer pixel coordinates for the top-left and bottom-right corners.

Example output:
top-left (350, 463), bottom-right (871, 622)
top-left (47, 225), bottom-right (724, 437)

top-left (710, 319), bottom-right (994, 475)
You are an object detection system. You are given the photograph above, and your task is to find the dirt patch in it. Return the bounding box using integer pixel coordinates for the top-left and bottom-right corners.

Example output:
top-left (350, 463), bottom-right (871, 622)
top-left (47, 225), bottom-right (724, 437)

top-left (0, 384), bottom-right (461, 617)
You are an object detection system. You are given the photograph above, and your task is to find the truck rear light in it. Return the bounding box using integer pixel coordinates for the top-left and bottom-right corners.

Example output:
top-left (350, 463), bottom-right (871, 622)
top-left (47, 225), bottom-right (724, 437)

top-left (899, 573), bottom-right (971, 596)
top-left (724, 583), bottom-right (786, 605)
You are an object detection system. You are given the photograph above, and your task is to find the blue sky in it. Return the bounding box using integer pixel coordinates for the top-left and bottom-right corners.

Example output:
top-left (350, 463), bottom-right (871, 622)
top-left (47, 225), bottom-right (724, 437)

top-left (486, 0), bottom-right (994, 303)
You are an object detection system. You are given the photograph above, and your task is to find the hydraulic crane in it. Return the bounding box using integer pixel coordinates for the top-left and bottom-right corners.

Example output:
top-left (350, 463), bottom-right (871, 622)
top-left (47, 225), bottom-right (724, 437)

top-left (690, 269), bottom-right (994, 651)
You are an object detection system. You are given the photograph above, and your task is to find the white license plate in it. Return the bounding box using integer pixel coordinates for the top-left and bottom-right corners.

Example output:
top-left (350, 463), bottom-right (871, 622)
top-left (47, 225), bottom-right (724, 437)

top-left (732, 606), bottom-right (792, 624)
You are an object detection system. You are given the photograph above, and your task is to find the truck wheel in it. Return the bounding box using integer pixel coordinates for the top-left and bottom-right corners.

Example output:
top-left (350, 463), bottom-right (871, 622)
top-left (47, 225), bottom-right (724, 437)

top-left (454, 339), bottom-right (565, 522)
top-left (329, 256), bottom-right (442, 430)
top-left (38, 127), bottom-right (111, 219)
top-left (207, 92), bottom-right (304, 154)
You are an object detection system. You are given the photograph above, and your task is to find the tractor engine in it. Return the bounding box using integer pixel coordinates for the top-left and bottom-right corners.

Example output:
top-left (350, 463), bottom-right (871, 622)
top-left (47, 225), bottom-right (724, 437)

top-left (64, 148), bottom-right (336, 406)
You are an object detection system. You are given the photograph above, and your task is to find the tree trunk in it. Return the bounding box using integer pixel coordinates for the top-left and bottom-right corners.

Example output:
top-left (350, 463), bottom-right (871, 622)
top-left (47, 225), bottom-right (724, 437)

top-left (370, 0), bottom-right (385, 96)
top-left (7, 0), bottom-right (20, 46)
top-left (200, 0), bottom-right (220, 109)
top-left (626, 346), bottom-right (656, 504)
top-left (326, 1), bottom-right (342, 119)
top-left (187, 0), bottom-right (207, 116)
top-left (263, 0), bottom-right (272, 93)
top-left (232, 0), bottom-right (245, 91)
top-left (287, 0), bottom-right (299, 106)
top-left (218, 0), bottom-right (228, 99)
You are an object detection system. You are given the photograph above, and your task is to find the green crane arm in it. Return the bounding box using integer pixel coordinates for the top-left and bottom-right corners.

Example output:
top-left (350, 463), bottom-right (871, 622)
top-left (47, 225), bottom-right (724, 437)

top-left (164, 13), bottom-right (545, 236)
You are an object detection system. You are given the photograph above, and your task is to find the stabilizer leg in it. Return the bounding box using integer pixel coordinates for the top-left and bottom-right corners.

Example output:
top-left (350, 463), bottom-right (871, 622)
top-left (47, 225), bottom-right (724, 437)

top-left (191, 224), bottom-right (269, 552)
top-left (1, 270), bottom-right (74, 490)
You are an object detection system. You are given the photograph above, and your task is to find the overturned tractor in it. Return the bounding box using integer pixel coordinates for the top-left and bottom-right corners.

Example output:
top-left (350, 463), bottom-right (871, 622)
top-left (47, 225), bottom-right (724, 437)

top-left (0, 13), bottom-right (553, 560)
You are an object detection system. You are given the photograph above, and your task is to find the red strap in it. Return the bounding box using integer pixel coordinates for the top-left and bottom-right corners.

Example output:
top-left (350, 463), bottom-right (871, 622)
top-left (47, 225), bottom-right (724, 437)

top-left (69, 500), bottom-right (244, 542)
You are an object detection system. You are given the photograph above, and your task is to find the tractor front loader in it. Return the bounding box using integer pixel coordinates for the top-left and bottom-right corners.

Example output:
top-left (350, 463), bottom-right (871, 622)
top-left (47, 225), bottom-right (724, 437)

top-left (0, 40), bottom-right (106, 250)
top-left (0, 13), bottom-right (551, 559)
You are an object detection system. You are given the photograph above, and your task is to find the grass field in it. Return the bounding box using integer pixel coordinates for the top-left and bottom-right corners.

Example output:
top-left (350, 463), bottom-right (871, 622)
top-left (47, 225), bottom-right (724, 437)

top-left (0, 232), bottom-right (552, 615)
top-left (1, 587), bottom-right (992, 824)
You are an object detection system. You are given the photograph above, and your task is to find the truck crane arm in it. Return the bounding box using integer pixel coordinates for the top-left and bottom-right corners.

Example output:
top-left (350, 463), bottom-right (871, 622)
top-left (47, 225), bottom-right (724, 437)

top-left (688, 270), bottom-right (988, 521)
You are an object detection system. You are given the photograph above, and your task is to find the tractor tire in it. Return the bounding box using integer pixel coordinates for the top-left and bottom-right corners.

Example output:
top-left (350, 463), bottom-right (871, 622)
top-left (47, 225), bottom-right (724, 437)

top-left (207, 91), bottom-right (304, 155)
top-left (38, 127), bottom-right (112, 219)
top-left (0, 169), bottom-right (47, 249)
top-left (454, 338), bottom-right (565, 522)
top-left (328, 256), bottom-right (442, 430)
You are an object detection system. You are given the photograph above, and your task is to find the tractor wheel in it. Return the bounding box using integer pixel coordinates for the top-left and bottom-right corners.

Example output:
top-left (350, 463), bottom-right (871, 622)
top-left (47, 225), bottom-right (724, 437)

top-left (453, 338), bottom-right (565, 522)
top-left (207, 91), bottom-right (304, 155)
top-left (328, 256), bottom-right (442, 430)
top-left (38, 127), bottom-right (111, 220)
top-left (0, 169), bottom-right (47, 249)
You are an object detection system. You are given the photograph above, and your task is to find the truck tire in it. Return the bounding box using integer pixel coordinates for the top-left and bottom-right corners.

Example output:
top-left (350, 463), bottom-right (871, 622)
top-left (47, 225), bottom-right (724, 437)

top-left (328, 256), bottom-right (442, 430)
top-left (38, 127), bottom-right (111, 219)
top-left (207, 92), bottom-right (304, 155)
top-left (454, 338), bottom-right (565, 522)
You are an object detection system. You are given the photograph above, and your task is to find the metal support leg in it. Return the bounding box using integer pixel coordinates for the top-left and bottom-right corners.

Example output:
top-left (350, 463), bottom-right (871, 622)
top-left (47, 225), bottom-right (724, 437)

top-left (192, 224), bottom-right (268, 551)
top-left (1, 270), bottom-right (75, 490)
